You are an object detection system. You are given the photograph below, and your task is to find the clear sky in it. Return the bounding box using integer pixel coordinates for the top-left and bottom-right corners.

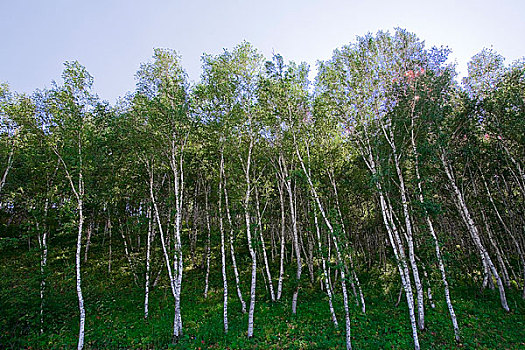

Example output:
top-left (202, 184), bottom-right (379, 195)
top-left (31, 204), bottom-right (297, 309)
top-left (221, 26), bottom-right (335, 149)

top-left (1, 0), bottom-right (524, 103)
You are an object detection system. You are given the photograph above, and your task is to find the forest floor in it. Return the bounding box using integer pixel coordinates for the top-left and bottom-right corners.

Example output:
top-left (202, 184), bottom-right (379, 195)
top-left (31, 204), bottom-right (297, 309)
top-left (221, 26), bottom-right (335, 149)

top-left (1, 239), bottom-right (524, 349)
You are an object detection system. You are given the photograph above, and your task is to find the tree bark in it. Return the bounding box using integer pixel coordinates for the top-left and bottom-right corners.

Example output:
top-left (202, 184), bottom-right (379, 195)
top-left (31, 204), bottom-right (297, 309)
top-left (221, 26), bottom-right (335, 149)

top-left (276, 175), bottom-right (286, 301)
top-left (244, 138), bottom-right (257, 338)
top-left (294, 136), bottom-right (352, 350)
top-left (204, 184), bottom-right (212, 298)
top-left (223, 168), bottom-right (247, 313)
top-left (255, 186), bottom-right (275, 301)
top-left (279, 153), bottom-right (302, 313)
top-left (144, 205), bottom-right (154, 319)
top-left (441, 152), bottom-right (509, 312)
top-left (219, 150), bottom-right (229, 333)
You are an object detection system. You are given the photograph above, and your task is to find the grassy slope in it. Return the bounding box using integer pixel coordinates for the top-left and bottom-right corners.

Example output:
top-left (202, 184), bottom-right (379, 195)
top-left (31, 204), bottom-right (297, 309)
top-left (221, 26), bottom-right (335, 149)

top-left (1, 235), bottom-right (524, 350)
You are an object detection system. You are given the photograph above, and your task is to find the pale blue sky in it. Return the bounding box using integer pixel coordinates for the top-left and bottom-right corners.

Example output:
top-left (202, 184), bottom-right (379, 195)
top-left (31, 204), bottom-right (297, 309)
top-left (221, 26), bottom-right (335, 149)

top-left (1, 0), bottom-right (524, 103)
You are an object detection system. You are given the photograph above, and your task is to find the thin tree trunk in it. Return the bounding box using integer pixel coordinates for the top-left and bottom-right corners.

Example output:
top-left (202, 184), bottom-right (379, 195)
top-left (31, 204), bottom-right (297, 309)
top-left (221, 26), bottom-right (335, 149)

top-left (54, 141), bottom-right (86, 350)
top-left (410, 113), bottom-right (460, 341)
top-left (144, 205), bottom-right (154, 319)
top-left (328, 170), bottom-right (366, 313)
top-left (482, 173), bottom-right (525, 295)
top-left (219, 150), bottom-right (229, 333)
top-left (441, 152), bottom-right (509, 312)
top-left (223, 168), bottom-right (247, 313)
top-left (357, 127), bottom-right (420, 350)
top-left (120, 220), bottom-right (139, 286)
top-left (76, 197), bottom-right (86, 350)
top-left (255, 186), bottom-right (275, 301)
top-left (147, 160), bottom-right (179, 342)
top-left (204, 184), bottom-right (212, 298)
top-left (170, 139), bottom-right (184, 340)
top-left (380, 189), bottom-right (420, 350)
top-left (244, 138), bottom-right (257, 338)
top-left (382, 124), bottom-right (425, 330)
top-left (313, 206), bottom-right (339, 327)
top-left (276, 175), bottom-right (286, 301)
top-left (38, 197), bottom-right (50, 334)
top-left (83, 220), bottom-right (93, 263)
top-left (0, 141), bottom-right (14, 197)
top-left (294, 136), bottom-right (352, 350)
top-left (279, 152), bottom-right (302, 313)
top-left (420, 263), bottom-right (435, 309)
top-left (481, 210), bottom-right (510, 287)
top-left (108, 217), bottom-right (112, 273)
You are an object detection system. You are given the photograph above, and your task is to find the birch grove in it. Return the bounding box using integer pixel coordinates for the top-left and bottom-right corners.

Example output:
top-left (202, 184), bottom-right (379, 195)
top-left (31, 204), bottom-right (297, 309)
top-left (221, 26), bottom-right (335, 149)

top-left (1, 29), bottom-right (524, 349)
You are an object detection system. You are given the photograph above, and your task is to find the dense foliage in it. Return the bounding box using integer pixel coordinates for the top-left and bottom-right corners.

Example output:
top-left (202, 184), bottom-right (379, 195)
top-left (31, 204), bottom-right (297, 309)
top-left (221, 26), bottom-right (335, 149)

top-left (1, 29), bottom-right (524, 349)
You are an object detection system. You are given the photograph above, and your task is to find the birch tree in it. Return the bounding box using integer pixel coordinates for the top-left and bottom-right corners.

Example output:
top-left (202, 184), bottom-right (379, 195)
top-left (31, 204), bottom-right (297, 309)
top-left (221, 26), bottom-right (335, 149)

top-left (44, 61), bottom-right (97, 350)
top-left (134, 48), bottom-right (191, 341)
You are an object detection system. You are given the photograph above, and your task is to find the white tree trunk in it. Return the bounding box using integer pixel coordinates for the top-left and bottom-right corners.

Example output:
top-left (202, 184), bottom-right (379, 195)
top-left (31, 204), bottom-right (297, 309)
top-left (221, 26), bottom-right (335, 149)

top-left (279, 153), bottom-right (302, 313)
top-left (76, 198), bottom-right (86, 350)
top-left (482, 174), bottom-right (525, 292)
top-left (410, 114), bottom-right (459, 341)
top-left (204, 186), bottom-right (212, 298)
top-left (120, 222), bottom-right (139, 285)
top-left (219, 151), bottom-right (229, 333)
top-left (276, 176), bottom-right (286, 301)
top-left (83, 220), bottom-right (93, 263)
top-left (148, 161), bottom-right (180, 342)
top-left (313, 206), bottom-right (339, 327)
top-left (255, 186), bottom-right (275, 301)
top-left (294, 138), bottom-right (352, 350)
top-left (0, 141), bottom-right (14, 197)
top-left (328, 170), bottom-right (366, 314)
top-left (441, 153), bottom-right (509, 312)
top-left (223, 171), bottom-right (247, 313)
top-left (144, 206), bottom-right (154, 319)
top-left (383, 125), bottom-right (425, 329)
top-left (55, 143), bottom-right (87, 350)
top-left (357, 129), bottom-right (420, 350)
top-left (170, 140), bottom-right (184, 339)
top-left (379, 190), bottom-right (420, 350)
top-left (38, 197), bottom-right (50, 334)
top-left (244, 139), bottom-right (257, 338)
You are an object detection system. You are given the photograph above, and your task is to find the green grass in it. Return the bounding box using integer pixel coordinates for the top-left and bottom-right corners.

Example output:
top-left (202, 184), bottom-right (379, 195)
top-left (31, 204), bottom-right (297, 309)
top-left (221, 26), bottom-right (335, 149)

top-left (1, 239), bottom-right (524, 349)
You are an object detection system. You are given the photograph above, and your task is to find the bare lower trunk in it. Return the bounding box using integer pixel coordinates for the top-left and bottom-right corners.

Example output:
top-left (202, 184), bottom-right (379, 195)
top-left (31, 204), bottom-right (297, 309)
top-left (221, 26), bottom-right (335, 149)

top-left (76, 199), bottom-right (86, 350)
top-left (223, 173), bottom-right (247, 313)
top-left (148, 161), bottom-right (180, 342)
top-left (244, 139), bottom-right (257, 338)
top-left (441, 153), bottom-right (509, 312)
top-left (144, 206), bottom-right (154, 319)
top-left (120, 222), bottom-right (139, 286)
top-left (280, 153), bottom-right (302, 313)
top-left (107, 217), bottom-right (112, 273)
top-left (427, 215), bottom-right (460, 340)
top-left (358, 128), bottom-right (420, 350)
top-left (481, 211), bottom-right (510, 287)
top-left (255, 187), bottom-right (275, 301)
top-left (219, 151), bottom-right (229, 333)
top-left (83, 220), bottom-right (93, 263)
top-left (328, 170), bottom-right (366, 314)
top-left (170, 139), bottom-right (184, 339)
top-left (38, 197), bottom-right (50, 334)
top-left (56, 143), bottom-right (86, 350)
top-left (276, 177), bottom-right (286, 300)
top-left (0, 143), bottom-right (14, 197)
top-left (204, 186), bottom-right (212, 298)
top-left (313, 207), bottom-right (339, 327)
top-left (294, 137), bottom-right (352, 350)
top-left (482, 174), bottom-right (525, 293)
top-left (410, 117), bottom-right (459, 341)
top-left (383, 125), bottom-right (424, 330)
top-left (380, 191), bottom-right (420, 350)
